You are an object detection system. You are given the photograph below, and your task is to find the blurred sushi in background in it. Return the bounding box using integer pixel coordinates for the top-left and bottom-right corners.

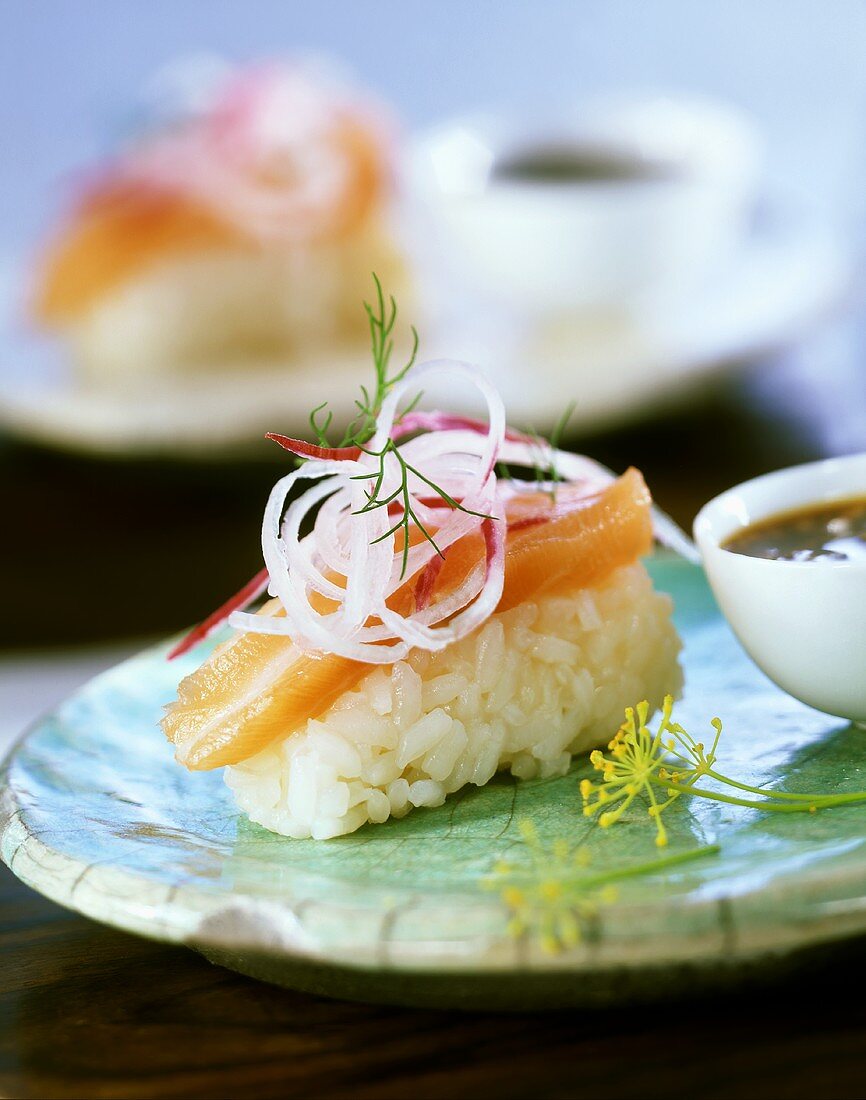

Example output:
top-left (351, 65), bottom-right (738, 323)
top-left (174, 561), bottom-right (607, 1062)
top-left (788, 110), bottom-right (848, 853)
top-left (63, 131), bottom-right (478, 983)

top-left (30, 58), bottom-right (409, 387)
top-left (0, 57), bottom-right (848, 457)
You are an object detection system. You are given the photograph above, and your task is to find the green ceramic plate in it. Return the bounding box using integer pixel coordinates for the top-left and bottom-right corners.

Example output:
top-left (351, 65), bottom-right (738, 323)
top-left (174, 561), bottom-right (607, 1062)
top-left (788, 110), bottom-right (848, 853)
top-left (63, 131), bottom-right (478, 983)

top-left (2, 558), bottom-right (866, 1009)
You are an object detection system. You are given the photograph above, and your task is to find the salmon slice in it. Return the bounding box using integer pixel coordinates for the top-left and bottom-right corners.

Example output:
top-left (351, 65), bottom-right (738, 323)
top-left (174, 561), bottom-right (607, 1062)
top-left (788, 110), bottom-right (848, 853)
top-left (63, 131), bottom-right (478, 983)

top-left (162, 468), bottom-right (653, 770)
top-left (35, 183), bottom-right (247, 324)
top-left (498, 467), bottom-right (652, 610)
top-left (35, 119), bottom-right (385, 324)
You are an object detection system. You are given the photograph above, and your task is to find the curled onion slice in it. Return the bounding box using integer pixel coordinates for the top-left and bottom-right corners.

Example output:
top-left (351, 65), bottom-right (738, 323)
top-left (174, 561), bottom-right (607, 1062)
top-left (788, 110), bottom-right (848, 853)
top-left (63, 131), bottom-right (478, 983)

top-left (118, 64), bottom-right (391, 243)
top-left (228, 360), bottom-right (509, 664)
top-left (182, 358), bottom-right (697, 665)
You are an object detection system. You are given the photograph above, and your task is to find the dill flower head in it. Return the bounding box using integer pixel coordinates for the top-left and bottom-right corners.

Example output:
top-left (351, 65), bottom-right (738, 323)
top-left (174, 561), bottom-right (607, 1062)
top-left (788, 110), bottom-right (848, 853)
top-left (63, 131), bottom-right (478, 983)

top-left (581, 696), bottom-right (678, 846)
top-left (483, 819), bottom-right (607, 954)
top-left (484, 817), bottom-right (721, 954)
top-left (581, 695), bottom-right (866, 845)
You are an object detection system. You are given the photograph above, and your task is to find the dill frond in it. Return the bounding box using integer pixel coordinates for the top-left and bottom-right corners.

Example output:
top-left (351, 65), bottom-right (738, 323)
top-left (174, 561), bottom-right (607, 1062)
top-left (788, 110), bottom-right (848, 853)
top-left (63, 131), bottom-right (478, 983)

top-left (351, 439), bottom-right (491, 579)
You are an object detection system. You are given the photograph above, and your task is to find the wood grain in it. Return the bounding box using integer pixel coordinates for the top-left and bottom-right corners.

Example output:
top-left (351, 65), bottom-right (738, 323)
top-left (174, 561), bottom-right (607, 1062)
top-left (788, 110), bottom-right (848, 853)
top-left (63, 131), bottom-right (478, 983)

top-left (4, 866), bottom-right (866, 1100)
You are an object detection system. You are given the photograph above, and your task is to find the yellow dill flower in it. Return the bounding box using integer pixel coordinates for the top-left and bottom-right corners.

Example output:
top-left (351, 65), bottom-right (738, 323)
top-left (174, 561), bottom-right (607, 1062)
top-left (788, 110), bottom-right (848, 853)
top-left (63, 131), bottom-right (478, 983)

top-left (484, 816), bottom-right (720, 954)
top-left (581, 696), bottom-right (675, 846)
top-left (580, 695), bottom-right (866, 844)
top-left (483, 819), bottom-right (607, 954)
top-left (502, 886), bottom-right (525, 908)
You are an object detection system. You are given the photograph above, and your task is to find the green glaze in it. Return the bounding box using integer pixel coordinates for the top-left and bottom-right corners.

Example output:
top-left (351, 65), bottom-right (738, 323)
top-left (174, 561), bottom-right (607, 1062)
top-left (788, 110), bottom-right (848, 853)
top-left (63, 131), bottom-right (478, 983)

top-left (2, 558), bottom-right (866, 1007)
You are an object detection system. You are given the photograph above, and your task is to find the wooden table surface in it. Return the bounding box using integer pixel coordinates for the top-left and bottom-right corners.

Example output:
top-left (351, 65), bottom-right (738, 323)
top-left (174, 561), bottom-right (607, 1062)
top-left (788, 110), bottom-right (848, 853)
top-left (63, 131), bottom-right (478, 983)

top-left (2, 338), bottom-right (866, 1099)
top-left (5, 864), bottom-right (866, 1100)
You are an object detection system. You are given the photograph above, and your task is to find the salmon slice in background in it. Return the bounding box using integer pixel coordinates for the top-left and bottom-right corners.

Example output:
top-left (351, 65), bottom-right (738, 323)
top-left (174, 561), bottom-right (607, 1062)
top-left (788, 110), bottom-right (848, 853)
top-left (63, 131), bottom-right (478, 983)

top-left (162, 467), bottom-right (653, 771)
top-left (34, 184), bottom-right (247, 324)
top-left (34, 120), bottom-right (386, 325)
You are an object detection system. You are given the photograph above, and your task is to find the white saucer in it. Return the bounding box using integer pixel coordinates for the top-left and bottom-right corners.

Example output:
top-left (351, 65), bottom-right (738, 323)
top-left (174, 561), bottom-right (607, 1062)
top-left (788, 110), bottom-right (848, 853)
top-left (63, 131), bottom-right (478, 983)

top-left (422, 221), bottom-right (853, 433)
top-left (0, 222), bottom-right (851, 457)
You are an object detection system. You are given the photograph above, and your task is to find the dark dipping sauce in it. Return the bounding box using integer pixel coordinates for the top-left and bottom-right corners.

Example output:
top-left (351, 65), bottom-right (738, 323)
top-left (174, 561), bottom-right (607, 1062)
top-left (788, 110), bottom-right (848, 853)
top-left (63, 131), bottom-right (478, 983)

top-left (492, 144), bottom-right (675, 185)
top-left (724, 496), bottom-right (866, 563)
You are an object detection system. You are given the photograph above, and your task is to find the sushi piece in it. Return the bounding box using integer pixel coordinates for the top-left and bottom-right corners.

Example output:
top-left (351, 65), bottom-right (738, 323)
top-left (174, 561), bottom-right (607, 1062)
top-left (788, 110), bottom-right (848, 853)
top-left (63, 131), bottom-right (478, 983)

top-left (32, 61), bottom-right (406, 385)
top-left (162, 307), bottom-right (686, 839)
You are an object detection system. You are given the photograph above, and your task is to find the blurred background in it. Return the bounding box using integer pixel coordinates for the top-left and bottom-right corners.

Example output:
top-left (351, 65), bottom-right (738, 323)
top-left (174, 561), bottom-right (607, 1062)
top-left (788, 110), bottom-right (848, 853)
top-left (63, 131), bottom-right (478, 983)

top-left (2, 0), bottom-right (866, 747)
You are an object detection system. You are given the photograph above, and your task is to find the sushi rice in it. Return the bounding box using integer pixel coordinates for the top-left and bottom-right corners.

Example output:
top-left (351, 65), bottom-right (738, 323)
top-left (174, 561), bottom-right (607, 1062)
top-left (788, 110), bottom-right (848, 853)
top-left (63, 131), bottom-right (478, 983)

top-left (225, 561), bottom-right (681, 839)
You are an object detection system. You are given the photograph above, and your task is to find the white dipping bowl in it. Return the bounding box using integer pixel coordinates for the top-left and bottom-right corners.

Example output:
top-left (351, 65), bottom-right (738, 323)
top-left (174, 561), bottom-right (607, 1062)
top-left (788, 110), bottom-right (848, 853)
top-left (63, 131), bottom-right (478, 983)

top-left (407, 95), bottom-right (761, 315)
top-left (694, 455), bottom-right (866, 723)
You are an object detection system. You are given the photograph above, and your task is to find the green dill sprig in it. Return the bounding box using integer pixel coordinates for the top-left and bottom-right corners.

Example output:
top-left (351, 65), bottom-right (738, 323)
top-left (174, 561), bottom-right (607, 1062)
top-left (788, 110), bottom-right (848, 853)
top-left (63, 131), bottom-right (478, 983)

top-left (302, 276), bottom-right (492, 575)
top-left (299, 279), bottom-right (581, 571)
top-left (541, 400), bottom-right (576, 495)
top-left (309, 273), bottom-right (420, 451)
top-left (351, 441), bottom-right (491, 579)
top-left (497, 401), bottom-right (576, 499)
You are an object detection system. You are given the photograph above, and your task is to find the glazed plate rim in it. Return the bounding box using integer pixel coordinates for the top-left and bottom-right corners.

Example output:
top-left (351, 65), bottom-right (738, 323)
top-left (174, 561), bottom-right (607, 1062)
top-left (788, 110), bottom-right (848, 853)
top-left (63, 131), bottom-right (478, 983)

top-left (4, 558), bottom-right (866, 988)
top-left (5, 789), bottom-right (866, 978)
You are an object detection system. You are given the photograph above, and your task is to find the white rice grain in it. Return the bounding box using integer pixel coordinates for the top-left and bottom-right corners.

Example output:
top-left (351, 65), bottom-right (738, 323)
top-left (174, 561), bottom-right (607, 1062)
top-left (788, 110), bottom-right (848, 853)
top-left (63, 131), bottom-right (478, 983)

top-left (225, 562), bottom-right (683, 839)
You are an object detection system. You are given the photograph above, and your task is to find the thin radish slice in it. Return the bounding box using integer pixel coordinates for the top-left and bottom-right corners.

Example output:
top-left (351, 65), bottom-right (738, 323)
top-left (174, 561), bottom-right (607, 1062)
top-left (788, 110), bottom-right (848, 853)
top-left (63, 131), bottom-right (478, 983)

top-left (168, 568), bottom-right (269, 660)
top-left (414, 554), bottom-right (445, 611)
top-left (265, 432), bottom-right (361, 462)
top-left (370, 360), bottom-right (506, 484)
top-left (393, 411), bottom-right (534, 445)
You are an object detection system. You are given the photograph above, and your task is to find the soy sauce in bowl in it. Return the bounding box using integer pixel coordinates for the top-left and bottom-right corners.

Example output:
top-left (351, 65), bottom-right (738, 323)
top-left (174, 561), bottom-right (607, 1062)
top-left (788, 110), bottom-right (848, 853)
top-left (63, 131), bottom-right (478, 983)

top-left (723, 496), bottom-right (866, 563)
top-left (694, 456), bottom-right (866, 722)
top-left (491, 143), bottom-right (676, 186)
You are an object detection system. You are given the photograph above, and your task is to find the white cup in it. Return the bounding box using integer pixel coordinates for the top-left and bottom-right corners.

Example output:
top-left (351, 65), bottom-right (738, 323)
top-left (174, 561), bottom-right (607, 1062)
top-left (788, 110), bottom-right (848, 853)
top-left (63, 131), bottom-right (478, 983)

top-left (694, 455), bottom-right (866, 723)
top-left (407, 94), bottom-right (762, 316)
